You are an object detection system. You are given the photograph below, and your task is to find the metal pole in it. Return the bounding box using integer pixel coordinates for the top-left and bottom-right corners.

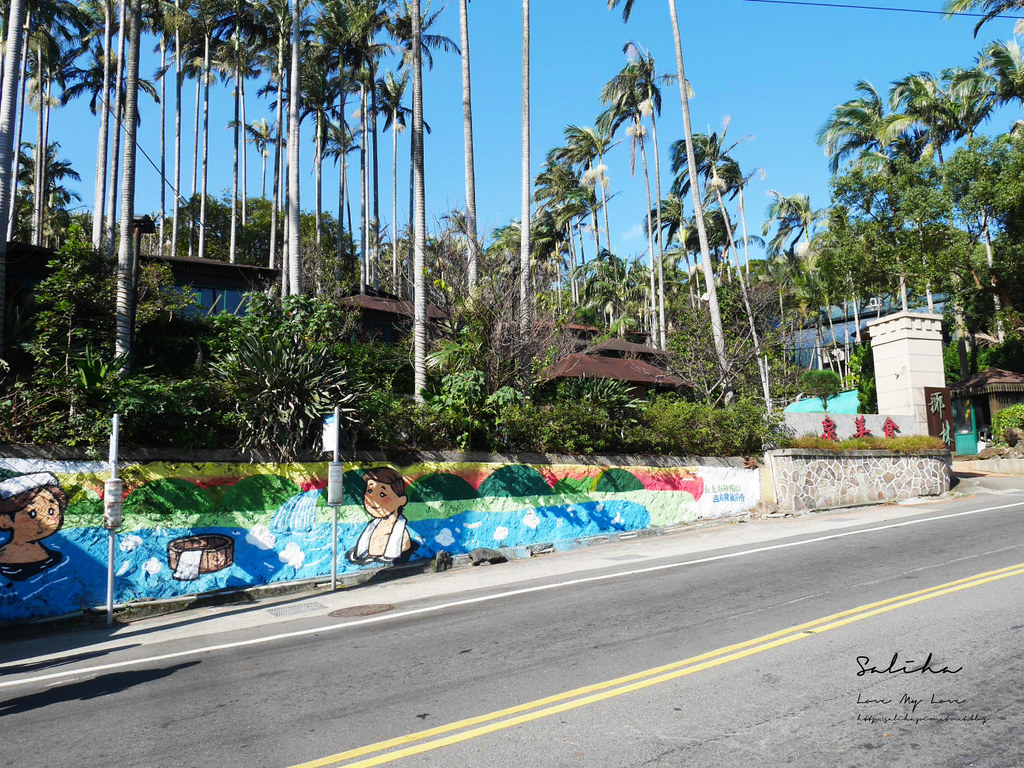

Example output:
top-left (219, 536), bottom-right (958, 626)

top-left (331, 406), bottom-right (340, 591)
top-left (106, 413), bottom-right (120, 628)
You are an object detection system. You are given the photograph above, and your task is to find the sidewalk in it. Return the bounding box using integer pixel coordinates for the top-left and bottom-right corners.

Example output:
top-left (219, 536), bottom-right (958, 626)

top-left (2, 486), bottom-right (995, 667)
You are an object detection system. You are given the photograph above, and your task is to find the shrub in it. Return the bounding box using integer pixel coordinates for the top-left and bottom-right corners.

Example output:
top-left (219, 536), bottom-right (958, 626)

top-left (623, 397), bottom-right (778, 456)
top-left (992, 403), bottom-right (1024, 445)
top-left (782, 435), bottom-right (947, 453)
top-left (212, 330), bottom-right (359, 459)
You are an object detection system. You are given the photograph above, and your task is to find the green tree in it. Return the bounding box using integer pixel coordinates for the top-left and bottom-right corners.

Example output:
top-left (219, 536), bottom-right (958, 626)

top-left (607, 0), bottom-right (731, 399)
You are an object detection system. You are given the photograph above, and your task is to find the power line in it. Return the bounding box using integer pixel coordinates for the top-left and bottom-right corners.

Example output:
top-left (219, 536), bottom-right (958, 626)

top-left (740, 0), bottom-right (1024, 19)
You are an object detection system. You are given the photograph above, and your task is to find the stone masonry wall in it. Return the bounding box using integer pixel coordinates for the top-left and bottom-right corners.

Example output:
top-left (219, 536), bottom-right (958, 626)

top-left (766, 449), bottom-right (952, 512)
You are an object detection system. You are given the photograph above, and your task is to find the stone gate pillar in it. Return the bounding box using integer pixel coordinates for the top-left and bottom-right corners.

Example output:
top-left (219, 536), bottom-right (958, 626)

top-left (867, 311), bottom-right (945, 436)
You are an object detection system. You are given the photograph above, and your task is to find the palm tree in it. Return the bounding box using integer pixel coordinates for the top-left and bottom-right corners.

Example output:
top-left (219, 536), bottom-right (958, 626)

top-left (887, 71), bottom-right (958, 163)
top-left (25, 3), bottom-right (86, 246)
top-left (671, 123), bottom-right (771, 405)
top-left (550, 124), bottom-right (614, 256)
top-left (1, 0), bottom-right (30, 348)
top-left (535, 156), bottom-right (592, 305)
top-left (324, 118), bottom-right (359, 278)
top-left (245, 117), bottom-right (274, 197)
top-left (458, 0), bottom-right (479, 291)
top-left (600, 45), bottom-right (670, 346)
top-left (947, 64), bottom-right (996, 140)
top-left (817, 80), bottom-right (891, 174)
top-left (114, 0), bottom-right (141, 366)
top-left (608, 0), bottom-right (730, 396)
top-left (519, 0), bottom-right (531, 347)
top-left (298, 46), bottom-right (338, 256)
top-left (171, 0), bottom-right (182, 259)
top-left (654, 192), bottom-right (697, 306)
top-left (212, 6), bottom-right (265, 263)
top-left (253, 0), bottom-right (290, 270)
top-left (762, 191), bottom-right (824, 258)
top-left (389, 0), bottom-right (456, 293)
top-left (577, 249), bottom-right (647, 334)
top-left (12, 141), bottom-right (80, 245)
top-left (286, 0), bottom-right (301, 294)
top-left (4, 18), bottom-right (30, 243)
top-left (943, 0), bottom-right (1024, 36)
top-left (175, 0), bottom-right (219, 260)
top-left (342, 0), bottom-right (393, 292)
top-left (86, 0), bottom-right (112, 251)
top-left (378, 68), bottom-right (410, 293)
top-left (978, 39), bottom-right (1024, 119)
top-left (410, 0), bottom-right (426, 400)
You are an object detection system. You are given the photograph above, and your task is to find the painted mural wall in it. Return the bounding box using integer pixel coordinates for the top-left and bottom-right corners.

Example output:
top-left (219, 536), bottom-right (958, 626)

top-left (0, 457), bottom-right (760, 623)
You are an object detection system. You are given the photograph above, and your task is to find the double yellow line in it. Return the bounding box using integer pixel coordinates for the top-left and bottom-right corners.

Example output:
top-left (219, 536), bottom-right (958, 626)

top-left (290, 562), bottom-right (1024, 768)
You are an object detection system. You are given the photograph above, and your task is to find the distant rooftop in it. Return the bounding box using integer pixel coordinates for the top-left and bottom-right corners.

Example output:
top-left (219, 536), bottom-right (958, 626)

top-left (584, 338), bottom-right (665, 359)
top-left (949, 368), bottom-right (1024, 396)
top-left (340, 292), bottom-right (447, 320)
top-left (541, 353), bottom-right (685, 388)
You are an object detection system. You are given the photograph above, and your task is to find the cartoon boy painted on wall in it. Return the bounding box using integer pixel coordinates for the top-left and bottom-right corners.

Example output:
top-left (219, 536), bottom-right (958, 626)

top-left (0, 473), bottom-right (68, 581)
top-left (346, 467), bottom-right (417, 564)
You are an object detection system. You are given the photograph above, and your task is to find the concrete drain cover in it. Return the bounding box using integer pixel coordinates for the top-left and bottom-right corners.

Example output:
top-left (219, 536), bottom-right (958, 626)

top-left (329, 604), bottom-right (395, 618)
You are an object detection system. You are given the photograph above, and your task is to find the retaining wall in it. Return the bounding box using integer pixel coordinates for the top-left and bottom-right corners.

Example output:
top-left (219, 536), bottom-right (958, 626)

top-left (765, 449), bottom-right (952, 512)
top-left (0, 453), bottom-right (759, 623)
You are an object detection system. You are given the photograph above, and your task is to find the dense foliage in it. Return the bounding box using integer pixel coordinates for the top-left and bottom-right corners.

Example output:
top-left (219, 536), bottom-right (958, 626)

top-left (991, 403), bottom-right (1024, 445)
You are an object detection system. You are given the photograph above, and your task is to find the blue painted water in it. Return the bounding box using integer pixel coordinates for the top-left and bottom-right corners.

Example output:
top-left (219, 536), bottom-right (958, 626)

top-left (0, 495), bottom-right (651, 623)
top-left (269, 489), bottom-right (321, 533)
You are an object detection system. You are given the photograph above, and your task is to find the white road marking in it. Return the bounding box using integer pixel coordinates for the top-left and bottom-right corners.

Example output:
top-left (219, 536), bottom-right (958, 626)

top-left (2, 499), bottom-right (1023, 691)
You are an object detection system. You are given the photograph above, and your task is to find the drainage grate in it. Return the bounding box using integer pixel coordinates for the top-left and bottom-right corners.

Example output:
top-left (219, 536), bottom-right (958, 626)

top-left (267, 600), bottom-right (328, 617)
top-left (329, 604), bottom-right (395, 618)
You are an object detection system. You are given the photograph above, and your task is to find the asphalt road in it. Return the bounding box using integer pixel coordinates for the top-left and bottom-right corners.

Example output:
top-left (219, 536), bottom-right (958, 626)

top-left (2, 473), bottom-right (1023, 768)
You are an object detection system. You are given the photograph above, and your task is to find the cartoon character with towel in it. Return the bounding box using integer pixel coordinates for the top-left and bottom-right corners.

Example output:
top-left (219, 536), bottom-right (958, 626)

top-left (346, 467), bottom-right (417, 564)
top-left (0, 472), bottom-right (68, 581)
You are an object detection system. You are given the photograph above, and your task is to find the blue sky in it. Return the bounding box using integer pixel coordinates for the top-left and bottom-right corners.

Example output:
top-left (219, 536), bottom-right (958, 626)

top-left (44, 0), bottom-right (1023, 262)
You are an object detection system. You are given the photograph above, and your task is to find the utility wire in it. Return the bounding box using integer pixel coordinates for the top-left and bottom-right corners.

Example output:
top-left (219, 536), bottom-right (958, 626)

top-left (741, 0), bottom-right (1024, 19)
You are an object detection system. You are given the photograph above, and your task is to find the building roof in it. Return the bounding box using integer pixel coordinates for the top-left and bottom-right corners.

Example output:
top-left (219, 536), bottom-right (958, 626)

top-left (140, 253), bottom-right (279, 286)
top-left (4, 240), bottom-right (279, 289)
top-left (540, 353), bottom-right (685, 388)
top-left (531, 320), bottom-right (601, 334)
top-left (948, 368), bottom-right (1024, 396)
top-left (340, 293), bottom-right (447, 321)
top-left (585, 338), bottom-right (665, 358)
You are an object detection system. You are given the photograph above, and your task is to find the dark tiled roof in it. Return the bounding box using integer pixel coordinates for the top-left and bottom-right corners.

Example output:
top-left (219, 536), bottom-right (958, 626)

top-left (541, 353), bottom-right (685, 388)
top-left (585, 338), bottom-right (665, 358)
top-left (341, 293), bottom-right (447, 320)
top-left (949, 367), bottom-right (1024, 395)
top-left (531, 320), bottom-right (601, 333)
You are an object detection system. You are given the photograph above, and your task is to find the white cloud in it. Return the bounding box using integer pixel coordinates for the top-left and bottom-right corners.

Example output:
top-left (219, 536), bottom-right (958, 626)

top-left (435, 528), bottom-right (455, 547)
top-left (116, 561), bottom-right (133, 576)
top-left (143, 557), bottom-right (163, 575)
top-left (619, 223), bottom-right (644, 244)
top-left (119, 534), bottom-right (143, 553)
top-left (465, 521), bottom-right (483, 529)
top-left (246, 524), bottom-right (277, 550)
top-left (493, 526), bottom-right (509, 542)
top-left (522, 510), bottom-right (540, 530)
top-left (279, 542), bottom-right (305, 569)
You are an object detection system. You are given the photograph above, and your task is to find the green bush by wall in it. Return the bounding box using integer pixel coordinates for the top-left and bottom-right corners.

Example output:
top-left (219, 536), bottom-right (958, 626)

top-left (992, 403), bottom-right (1024, 444)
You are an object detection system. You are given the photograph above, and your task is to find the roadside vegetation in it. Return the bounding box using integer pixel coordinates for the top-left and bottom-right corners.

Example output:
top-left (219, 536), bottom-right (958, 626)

top-left (782, 436), bottom-right (948, 453)
top-left (4, 1), bottom-right (1024, 458)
